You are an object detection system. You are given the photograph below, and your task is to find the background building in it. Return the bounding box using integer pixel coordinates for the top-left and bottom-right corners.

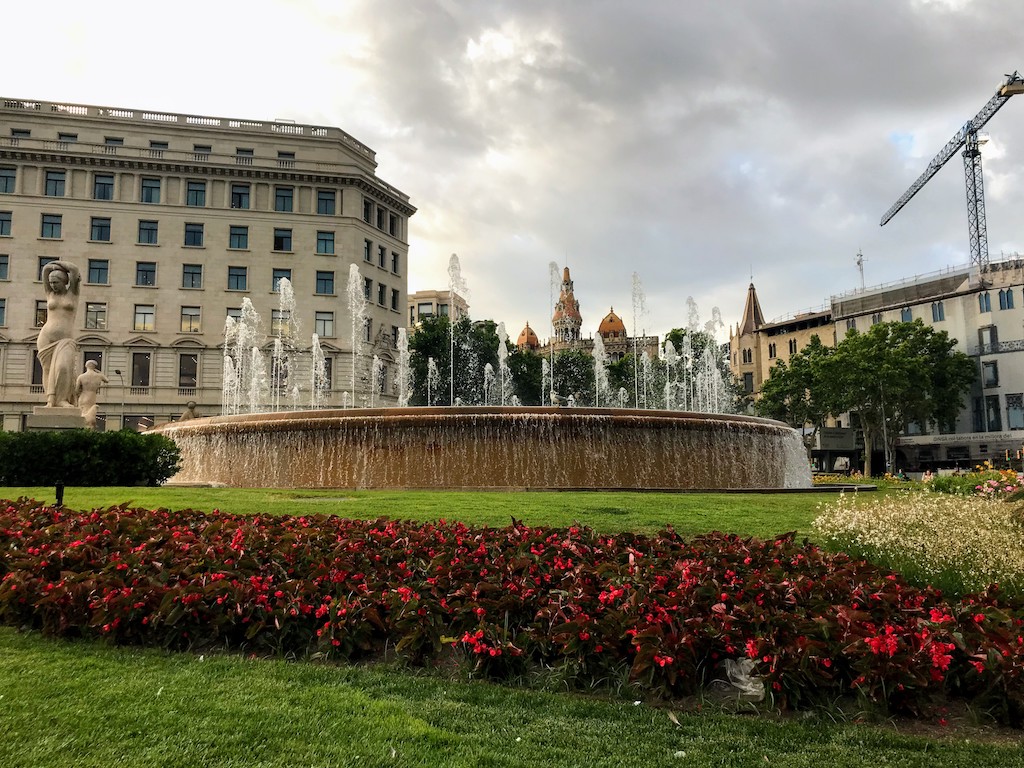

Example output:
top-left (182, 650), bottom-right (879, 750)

top-left (407, 289), bottom-right (469, 327)
top-left (0, 97), bottom-right (414, 430)
top-left (731, 258), bottom-right (1024, 471)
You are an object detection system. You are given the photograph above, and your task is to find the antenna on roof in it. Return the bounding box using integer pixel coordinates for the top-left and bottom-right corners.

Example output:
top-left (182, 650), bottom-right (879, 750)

top-left (856, 250), bottom-right (866, 290)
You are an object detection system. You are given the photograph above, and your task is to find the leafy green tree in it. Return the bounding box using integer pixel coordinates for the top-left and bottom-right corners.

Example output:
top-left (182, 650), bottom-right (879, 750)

top-left (829, 320), bottom-right (975, 476)
top-left (508, 348), bottom-right (544, 405)
top-left (755, 335), bottom-right (836, 453)
top-left (408, 315), bottom-right (451, 406)
top-left (551, 349), bottom-right (595, 406)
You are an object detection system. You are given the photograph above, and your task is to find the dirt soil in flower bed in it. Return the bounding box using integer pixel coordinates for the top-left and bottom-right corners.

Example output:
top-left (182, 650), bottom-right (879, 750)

top-left (1, 498), bottom-right (1022, 727)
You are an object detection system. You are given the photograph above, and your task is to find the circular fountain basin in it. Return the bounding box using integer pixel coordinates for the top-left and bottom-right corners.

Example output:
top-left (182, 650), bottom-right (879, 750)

top-left (153, 407), bottom-right (811, 491)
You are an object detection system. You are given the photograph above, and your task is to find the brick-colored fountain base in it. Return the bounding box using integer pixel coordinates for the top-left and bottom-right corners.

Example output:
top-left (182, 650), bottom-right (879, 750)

top-left (154, 407), bottom-right (811, 490)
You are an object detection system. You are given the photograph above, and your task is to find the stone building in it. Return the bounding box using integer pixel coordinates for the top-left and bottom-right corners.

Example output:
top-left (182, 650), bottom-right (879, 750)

top-left (730, 258), bottom-right (1024, 470)
top-left (0, 96), bottom-right (414, 430)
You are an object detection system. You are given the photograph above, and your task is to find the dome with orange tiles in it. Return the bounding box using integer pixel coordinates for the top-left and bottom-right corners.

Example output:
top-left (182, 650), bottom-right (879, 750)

top-left (517, 322), bottom-right (540, 350)
top-left (598, 307), bottom-right (626, 339)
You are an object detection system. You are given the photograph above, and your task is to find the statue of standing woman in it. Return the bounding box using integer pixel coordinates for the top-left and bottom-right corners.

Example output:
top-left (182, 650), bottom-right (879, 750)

top-left (37, 260), bottom-right (81, 408)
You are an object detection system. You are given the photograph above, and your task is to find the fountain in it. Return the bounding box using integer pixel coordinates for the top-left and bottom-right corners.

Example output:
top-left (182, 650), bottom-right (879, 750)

top-left (155, 406), bottom-right (811, 490)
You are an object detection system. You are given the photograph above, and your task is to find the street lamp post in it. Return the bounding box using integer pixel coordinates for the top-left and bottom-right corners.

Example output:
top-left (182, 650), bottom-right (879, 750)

top-left (114, 369), bottom-right (125, 430)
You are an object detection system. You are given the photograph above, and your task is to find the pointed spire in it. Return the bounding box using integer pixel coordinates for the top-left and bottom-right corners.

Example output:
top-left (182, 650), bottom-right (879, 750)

top-left (739, 282), bottom-right (764, 336)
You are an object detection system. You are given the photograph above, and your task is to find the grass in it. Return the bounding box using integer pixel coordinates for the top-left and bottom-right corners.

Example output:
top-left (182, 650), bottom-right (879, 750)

top-left (0, 486), bottom-right (876, 539)
top-left (1, 626), bottom-right (1020, 768)
top-left (3, 484), bottom-right (1020, 766)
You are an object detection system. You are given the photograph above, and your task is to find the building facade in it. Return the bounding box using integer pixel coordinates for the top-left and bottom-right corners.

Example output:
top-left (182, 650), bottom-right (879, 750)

top-left (407, 289), bottom-right (469, 327)
top-left (0, 97), bottom-right (414, 430)
top-left (730, 258), bottom-right (1024, 471)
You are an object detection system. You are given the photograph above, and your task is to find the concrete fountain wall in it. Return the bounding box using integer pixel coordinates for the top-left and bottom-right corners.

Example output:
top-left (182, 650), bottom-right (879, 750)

top-left (154, 407), bottom-right (811, 490)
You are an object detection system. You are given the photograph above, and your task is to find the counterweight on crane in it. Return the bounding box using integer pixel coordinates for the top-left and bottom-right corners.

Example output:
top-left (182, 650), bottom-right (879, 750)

top-left (880, 71), bottom-right (1024, 270)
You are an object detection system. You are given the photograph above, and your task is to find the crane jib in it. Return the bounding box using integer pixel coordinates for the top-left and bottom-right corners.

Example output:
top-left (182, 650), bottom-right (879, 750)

top-left (880, 71), bottom-right (1024, 229)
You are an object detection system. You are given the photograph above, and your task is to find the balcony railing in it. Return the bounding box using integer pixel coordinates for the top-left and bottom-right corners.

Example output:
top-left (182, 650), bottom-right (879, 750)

top-left (969, 339), bottom-right (1024, 356)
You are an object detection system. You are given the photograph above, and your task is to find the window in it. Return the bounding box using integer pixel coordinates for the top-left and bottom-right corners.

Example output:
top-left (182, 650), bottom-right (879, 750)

top-left (901, 307), bottom-right (912, 322)
top-left (979, 325), bottom-right (998, 351)
top-left (391, 325), bottom-right (399, 348)
top-left (788, 338), bottom-right (797, 355)
top-left (136, 262), bottom-right (157, 286)
top-left (179, 354), bottom-right (198, 389)
top-left (378, 245), bottom-right (387, 268)
top-left (322, 358), bottom-right (333, 391)
top-left (999, 288), bottom-right (1015, 310)
top-left (316, 270), bottom-right (335, 295)
top-left (980, 292), bottom-right (992, 313)
top-left (768, 343), bottom-right (776, 359)
top-left (93, 173), bottom-right (114, 200)
top-left (149, 140), bottom-right (168, 155)
top-left (182, 264), bottom-right (203, 289)
top-left (272, 268), bottom-right (291, 292)
top-left (0, 254), bottom-right (8, 279)
top-left (743, 372), bottom-right (753, 393)
top-left (364, 277), bottom-right (372, 300)
top-left (193, 144), bottom-right (212, 160)
top-left (186, 180), bottom-right (206, 207)
top-left (184, 222), bottom-right (204, 247)
top-left (363, 199), bottom-right (373, 223)
top-left (0, 167), bottom-right (14, 194)
top-left (389, 213), bottom-right (399, 237)
top-left (0, 298), bottom-right (5, 325)
top-left (87, 259), bottom-right (109, 284)
top-left (983, 360), bottom-right (999, 388)
top-left (230, 183), bottom-right (250, 209)
top-left (11, 129), bottom-right (30, 139)
top-left (364, 239), bottom-right (372, 262)
top-left (83, 350), bottom-right (103, 372)
top-left (104, 137), bottom-right (123, 147)
top-left (228, 266), bottom-right (247, 291)
top-left (376, 207), bottom-right (385, 230)
top-left (271, 310), bottom-right (290, 337)
top-left (180, 306), bottom-right (201, 333)
top-left (931, 301), bottom-right (945, 322)
top-left (226, 307), bottom-right (242, 322)
top-left (140, 178), bottom-right (161, 204)
top-left (85, 302), bottom-right (107, 330)
top-left (316, 231), bottom-right (335, 254)
top-left (315, 311), bottom-right (334, 337)
top-left (317, 189), bottom-right (336, 215)
top-left (41, 214), bottom-right (62, 238)
top-left (0, 211), bottom-right (9, 236)
top-left (363, 317), bottom-right (372, 343)
top-left (274, 186), bottom-right (293, 212)
top-left (871, 312), bottom-right (883, 325)
top-left (131, 351), bottom-right (151, 387)
top-left (44, 170), bottom-right (66, 197)
top-left (846, 318), bottom-right (857, 331)
top-left (90, 217), bottom-right (111, 242)
top-left (37, 257), bottom-right (55, 280)
top-left (391, 288), bottom-right (399, 311)
top-left (235, 147), bottom-right (254, 165)
top-left (1007, 394), bottom-right (1024, 430)
top-left (391, 252), bottom-right (400, 274)
top-left (273, 228), bottom-right (292, 251)
top-left (377, 283), bottom-right (386, 306)
top-left (58, 133), bottom-right (78, 144)
top-left (229, 225), bottom-right (248, 249)
top-left (35, 300), bottom-right (47, 327)
top-left (134, 304), bottom-right (155, 331)
top-left (986, 394), bottom-right (1002, 432)
top-left (138, 220), bottom-right (158, 245)
top-left (277, 151), bottom-right (295, 167)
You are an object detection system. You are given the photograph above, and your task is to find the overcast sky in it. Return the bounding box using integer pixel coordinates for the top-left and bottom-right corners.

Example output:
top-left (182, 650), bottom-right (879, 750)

top-left (8, 0), bottom-right (1024, 342)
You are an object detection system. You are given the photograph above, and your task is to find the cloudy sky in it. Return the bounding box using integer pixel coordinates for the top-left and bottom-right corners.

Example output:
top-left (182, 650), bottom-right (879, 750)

top-left (8, 0), bottom-right (1024, 341)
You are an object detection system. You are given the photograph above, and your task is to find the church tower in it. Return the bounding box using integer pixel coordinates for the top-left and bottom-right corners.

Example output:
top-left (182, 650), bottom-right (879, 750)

top-left (552, 267), bottom-right (583, 347)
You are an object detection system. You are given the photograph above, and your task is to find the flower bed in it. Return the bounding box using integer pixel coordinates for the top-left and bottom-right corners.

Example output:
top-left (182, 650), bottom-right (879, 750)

top-left (1, 499), bottom-right (1023, 724)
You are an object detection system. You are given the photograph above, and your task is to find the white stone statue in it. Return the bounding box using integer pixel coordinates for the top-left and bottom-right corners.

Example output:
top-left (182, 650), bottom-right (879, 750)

top-left (38, 260), bottom-right (82, 407)
top-left (75, 360), bottom-right (108, 429)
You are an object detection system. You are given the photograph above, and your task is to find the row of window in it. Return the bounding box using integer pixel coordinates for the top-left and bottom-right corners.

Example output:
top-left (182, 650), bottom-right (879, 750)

top-left (973, 393), bottom-right (1024, 433)
top-left (766, 339), bottom-right (799, 360)
top-left (0, 166), bottom-right (404, 237)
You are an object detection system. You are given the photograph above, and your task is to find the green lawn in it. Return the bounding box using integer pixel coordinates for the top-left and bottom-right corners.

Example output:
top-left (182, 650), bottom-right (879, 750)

top-left (5, 485), bottom-right (1018, 767)
top-left (0, 486), bottom-right (870, 539)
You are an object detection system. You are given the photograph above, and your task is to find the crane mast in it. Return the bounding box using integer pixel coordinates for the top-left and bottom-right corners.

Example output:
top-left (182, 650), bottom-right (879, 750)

top-left (880, 71), bottom-right (1024, 270)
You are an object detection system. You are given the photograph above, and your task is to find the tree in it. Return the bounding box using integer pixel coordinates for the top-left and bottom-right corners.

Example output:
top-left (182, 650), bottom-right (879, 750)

top-left (408, 315), bottom-right (450, 406)
top-left (755, 335), bottom-right (836, 453)
top-left (551, 349), bottom-right (595, 405)
top-left (829, 320), bottom-right (975, 477)
top-left (507, 347), bottom-right (543, 405)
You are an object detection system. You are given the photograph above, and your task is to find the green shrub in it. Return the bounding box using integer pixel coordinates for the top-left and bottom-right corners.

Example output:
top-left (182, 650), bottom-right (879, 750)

top-left (0, 430), bottom-right (180, 486)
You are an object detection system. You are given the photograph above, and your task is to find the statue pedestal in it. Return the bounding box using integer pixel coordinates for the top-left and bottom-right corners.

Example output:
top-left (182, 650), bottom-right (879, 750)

top-left (25, 406), bottom-right (86, 431)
